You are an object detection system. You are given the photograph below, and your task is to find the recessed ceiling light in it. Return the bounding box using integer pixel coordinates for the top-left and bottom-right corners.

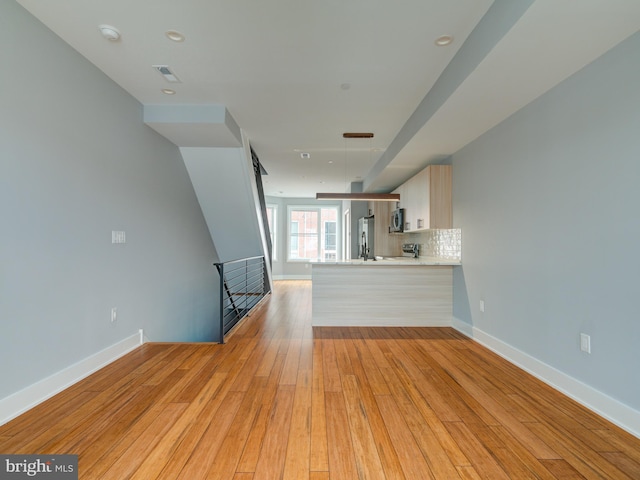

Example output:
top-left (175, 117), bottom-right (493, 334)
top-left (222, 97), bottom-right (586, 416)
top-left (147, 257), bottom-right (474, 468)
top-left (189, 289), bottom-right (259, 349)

top-left (328, 161), bottom-right (333, 164)
top-left (98, 25), bottom-right (121, 41)
top-left (435, 35), bottom-right (453, 46)
top-left (165, 30), bottom-right (185, 42)
top-left (161, 88), bottom-right (176, 95)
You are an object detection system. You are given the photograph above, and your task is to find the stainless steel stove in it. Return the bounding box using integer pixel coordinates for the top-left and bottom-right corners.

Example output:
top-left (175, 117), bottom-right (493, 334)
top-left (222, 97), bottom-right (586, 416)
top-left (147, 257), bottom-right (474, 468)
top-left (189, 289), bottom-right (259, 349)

top-left (402, 243), bottom-right (419, 258)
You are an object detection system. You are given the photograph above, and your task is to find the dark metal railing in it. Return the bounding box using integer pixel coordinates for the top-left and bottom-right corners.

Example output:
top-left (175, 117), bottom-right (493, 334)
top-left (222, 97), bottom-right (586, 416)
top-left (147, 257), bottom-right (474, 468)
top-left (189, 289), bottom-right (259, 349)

top-left (251, 147), bottom-right (273, 269)
top-left (214, 255), bottom-right (268, 343)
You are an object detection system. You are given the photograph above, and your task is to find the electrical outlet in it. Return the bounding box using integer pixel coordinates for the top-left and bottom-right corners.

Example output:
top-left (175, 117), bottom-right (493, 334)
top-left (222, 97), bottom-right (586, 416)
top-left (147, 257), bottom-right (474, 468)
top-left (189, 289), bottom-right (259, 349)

top-left (479, 300), bottom-right (485, 313)
top-left (111, 307), bottom-right (117, 324)
top-left (580, 333), bottom-right (591, 354)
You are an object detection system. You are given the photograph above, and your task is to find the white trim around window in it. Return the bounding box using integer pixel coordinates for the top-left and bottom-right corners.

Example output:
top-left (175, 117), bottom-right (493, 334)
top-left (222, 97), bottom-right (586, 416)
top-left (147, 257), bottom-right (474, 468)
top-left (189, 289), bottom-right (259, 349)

top-left (266, 204), bottom-right (277, 261)
top-left (286, 205), bottom-right (340, 262)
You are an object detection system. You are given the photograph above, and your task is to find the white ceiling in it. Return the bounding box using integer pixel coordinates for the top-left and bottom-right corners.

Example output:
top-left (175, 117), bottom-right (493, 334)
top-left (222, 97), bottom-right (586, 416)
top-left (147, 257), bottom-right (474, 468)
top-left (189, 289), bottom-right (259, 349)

top-left (16, 0), bottom-right (640, 198)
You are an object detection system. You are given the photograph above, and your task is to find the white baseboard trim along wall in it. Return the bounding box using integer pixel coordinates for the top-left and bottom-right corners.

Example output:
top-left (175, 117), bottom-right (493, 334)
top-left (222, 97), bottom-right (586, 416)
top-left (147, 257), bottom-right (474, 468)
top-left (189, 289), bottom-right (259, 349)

top-left (452, 319), bottom-right (640, 439)
top-left (271, 275), bottom-right (312, 280)
top-left (0, 330), bottom-right (144, 426)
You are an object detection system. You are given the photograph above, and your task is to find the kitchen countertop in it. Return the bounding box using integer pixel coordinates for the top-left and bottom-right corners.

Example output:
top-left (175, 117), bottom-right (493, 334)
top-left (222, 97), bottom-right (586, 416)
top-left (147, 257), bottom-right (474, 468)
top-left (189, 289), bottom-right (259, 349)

top-left (311, 256), bottom-right (461, 266)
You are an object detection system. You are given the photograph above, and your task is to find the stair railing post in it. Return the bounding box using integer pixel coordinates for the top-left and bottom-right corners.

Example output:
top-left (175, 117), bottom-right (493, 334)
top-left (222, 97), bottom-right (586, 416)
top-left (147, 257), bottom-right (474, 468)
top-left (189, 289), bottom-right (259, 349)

top-left (218, 262), bottom-right (224, 344)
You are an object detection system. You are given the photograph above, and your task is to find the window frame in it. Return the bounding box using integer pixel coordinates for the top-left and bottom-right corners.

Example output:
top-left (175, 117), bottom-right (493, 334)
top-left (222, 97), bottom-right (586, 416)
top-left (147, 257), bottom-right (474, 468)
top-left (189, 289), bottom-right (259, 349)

top-left (266, 204), bottom-right (278, 261)
top-left (286, 205), bottom-right (340, 262)
top-left (323, 220), bottom-right (337, 260)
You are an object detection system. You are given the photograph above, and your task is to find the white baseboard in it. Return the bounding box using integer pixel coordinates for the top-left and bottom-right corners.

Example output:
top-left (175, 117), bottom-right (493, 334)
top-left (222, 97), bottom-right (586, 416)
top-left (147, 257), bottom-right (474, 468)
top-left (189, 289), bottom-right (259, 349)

top-left (452, 317), bottom-right (474, 337)
top-left (272, 275), bottom-right (312, 280)
top-left (0, 330), bottom-right (144, 426)
top-left (452, 318), bottom-right (640, 439)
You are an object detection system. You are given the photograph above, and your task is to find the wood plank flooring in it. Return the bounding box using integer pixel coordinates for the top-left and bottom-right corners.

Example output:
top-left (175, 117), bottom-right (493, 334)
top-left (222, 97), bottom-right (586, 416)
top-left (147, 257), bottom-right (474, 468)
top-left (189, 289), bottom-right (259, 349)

top-left (1, 280), bottom-right (639, 479)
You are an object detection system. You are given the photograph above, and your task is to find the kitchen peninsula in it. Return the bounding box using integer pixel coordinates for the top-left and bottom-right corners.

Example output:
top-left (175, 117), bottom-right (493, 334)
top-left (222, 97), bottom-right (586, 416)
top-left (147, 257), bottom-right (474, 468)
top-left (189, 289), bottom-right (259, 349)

top-left (311, 256), bottom-right (460, 327)
top-left (312, 164), bottom-right (459, 327)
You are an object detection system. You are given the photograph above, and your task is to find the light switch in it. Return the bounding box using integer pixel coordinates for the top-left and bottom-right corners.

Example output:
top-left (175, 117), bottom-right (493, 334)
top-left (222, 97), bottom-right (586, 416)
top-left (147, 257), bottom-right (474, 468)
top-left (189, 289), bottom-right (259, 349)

top-left (580, 333), bottom-right (591, 354)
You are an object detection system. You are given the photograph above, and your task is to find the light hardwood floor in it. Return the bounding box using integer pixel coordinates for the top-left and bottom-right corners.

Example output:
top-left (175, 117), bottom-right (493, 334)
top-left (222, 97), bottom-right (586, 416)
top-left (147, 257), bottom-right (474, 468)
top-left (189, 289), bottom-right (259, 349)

top-left (1, 280), bottom-right (639, 479)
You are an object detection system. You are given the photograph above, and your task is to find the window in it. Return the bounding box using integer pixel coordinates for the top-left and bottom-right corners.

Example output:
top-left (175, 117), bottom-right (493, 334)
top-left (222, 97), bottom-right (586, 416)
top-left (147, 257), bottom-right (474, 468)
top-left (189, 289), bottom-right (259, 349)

top-left (288, 206), bottom-right (339, 261)
top-left (266, 204), bottom-right (277, 260)
top-left (290, 221), bottom-right (299, 255)
top-left (324, 221), bottom-right (337, 260)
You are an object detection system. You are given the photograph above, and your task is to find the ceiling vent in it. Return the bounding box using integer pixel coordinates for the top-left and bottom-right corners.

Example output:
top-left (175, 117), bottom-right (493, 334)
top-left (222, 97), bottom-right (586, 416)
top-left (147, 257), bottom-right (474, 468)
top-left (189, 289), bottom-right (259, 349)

top-left (153, 65), bottom-right (181, 83)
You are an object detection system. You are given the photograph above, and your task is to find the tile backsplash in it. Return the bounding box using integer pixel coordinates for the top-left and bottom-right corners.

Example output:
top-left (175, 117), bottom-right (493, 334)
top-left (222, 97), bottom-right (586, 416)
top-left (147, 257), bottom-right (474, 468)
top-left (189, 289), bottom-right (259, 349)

top-left (405, 228), bottom-right (461, 260)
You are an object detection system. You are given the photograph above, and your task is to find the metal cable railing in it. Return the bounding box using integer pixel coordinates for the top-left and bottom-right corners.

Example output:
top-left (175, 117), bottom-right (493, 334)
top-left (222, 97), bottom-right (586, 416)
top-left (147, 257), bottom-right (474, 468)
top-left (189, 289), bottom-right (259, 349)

top-left (214, 255), bottom-right (268, 343)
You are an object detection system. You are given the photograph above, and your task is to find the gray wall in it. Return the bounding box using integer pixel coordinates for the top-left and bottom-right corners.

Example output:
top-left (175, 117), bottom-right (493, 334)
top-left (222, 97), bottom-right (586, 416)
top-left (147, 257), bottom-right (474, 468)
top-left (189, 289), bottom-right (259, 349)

top-left (0, 2), bottom-right (219, 399)
top-left (452, 31), bottom-right (640, 410)
top-left (181, 146), bottom-right (264, 263)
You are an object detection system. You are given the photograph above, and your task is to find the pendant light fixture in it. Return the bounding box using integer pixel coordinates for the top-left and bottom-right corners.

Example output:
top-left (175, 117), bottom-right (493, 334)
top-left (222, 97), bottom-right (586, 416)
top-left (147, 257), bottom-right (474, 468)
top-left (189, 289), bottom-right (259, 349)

top-left (315, 133), bottom-right (400, 202)
top-left (315, 192), bottom-right (400, 201)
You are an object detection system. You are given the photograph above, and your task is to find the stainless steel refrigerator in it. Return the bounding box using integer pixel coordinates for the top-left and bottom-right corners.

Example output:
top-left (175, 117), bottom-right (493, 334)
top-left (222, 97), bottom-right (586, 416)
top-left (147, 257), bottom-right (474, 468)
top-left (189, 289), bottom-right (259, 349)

top-left (357, 216), bottom-right (375, 260)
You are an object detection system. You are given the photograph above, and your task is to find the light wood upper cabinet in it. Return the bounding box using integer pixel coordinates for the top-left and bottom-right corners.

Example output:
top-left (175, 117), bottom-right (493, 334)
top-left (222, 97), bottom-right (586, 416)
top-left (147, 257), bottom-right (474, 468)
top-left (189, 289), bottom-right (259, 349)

top-left (427, 165), bottom-right (453, 229)
top-left (396, 165), bottom-right (452, 231)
